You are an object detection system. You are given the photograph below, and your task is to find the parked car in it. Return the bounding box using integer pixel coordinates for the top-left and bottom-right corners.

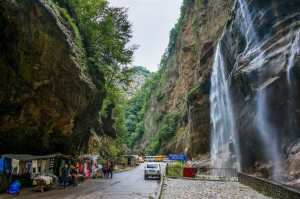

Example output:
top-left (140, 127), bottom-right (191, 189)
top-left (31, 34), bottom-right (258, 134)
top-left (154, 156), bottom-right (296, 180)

top-left (144, 163), bottom-right (161, 180)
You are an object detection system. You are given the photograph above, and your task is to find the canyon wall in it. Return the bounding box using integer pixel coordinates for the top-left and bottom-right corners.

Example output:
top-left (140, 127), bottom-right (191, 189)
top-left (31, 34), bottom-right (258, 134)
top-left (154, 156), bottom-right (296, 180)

top-left (133, 0), bottom-right (235, 158)
top-left (0, 0), bottom-right (115, 155)
top-left (215, 0), bottom-right (300, 182)
top-left (136, 0), bottom-right (300, 184)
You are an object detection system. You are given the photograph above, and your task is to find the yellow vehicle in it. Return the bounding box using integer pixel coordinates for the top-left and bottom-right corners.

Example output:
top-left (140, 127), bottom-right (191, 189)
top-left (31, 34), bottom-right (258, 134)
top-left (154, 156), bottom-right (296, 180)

top-left (138, 156), bottom-right (144, 163)
top-left (155, 155), bottom-right (163, 162)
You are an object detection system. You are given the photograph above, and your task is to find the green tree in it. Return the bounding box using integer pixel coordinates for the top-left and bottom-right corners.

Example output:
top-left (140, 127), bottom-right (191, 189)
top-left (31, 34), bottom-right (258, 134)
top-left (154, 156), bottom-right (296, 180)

top-left (69, 0), bottom-right (138, 157)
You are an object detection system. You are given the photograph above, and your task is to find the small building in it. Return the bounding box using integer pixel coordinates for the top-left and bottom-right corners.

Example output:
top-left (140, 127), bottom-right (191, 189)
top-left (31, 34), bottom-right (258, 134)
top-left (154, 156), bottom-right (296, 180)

top-left (123, 155), bottom-right (137, 167)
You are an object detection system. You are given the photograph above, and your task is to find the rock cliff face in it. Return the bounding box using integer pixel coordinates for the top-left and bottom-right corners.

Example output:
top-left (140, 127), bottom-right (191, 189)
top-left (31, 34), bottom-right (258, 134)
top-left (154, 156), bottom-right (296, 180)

top-left (213, 0), bottom-right (300, 182)
top-left (123, 66), bottom-right (151, 99)
top-left (0, 0), bottom-right (111, 155)
top-left (137, 0), bottom-right (300, 184)
top-left (134, 0), bottom-right (235, 157)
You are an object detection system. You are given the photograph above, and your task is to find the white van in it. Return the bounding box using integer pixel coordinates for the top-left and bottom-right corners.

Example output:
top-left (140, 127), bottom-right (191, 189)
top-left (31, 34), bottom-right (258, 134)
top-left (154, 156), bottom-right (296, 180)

top-left (144, 156), bottom-right (155, 162)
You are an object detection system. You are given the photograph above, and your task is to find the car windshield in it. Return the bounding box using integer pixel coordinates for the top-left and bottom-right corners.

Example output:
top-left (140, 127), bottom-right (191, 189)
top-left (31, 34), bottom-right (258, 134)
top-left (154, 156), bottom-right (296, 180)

top-left (147, 164), bottom-right (158, 169)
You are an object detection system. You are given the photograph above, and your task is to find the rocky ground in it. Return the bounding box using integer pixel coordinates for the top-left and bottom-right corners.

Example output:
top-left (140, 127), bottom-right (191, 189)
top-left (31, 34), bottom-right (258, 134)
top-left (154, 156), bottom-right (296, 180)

top-left (161, 178), bottom-right (270, 199)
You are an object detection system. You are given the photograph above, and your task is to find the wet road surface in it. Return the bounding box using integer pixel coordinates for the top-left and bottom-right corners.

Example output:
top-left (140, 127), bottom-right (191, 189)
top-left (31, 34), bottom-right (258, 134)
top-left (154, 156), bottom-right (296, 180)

top-left (1, 163), bottom-right (165, 199)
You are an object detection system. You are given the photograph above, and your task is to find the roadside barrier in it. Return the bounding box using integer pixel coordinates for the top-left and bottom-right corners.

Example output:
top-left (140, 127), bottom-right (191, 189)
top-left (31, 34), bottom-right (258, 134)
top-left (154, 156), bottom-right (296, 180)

top-left (166, 166), bottom-right (238, 181)
top-left (238, 172), bottom-right (300, 199)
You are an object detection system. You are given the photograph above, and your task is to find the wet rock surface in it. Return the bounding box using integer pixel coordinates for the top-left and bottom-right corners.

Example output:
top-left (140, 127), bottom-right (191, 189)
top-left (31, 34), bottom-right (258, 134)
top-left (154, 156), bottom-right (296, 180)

top-left (217, 0), bottom-right (300, 181)
top-left (162, 178), bottom-right (270, 199)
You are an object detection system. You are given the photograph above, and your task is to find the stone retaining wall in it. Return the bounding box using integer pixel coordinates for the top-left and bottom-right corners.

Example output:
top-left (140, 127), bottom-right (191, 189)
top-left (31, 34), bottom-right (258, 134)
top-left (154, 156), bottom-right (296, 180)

top-left (238, 172), bottom-right (300, 199)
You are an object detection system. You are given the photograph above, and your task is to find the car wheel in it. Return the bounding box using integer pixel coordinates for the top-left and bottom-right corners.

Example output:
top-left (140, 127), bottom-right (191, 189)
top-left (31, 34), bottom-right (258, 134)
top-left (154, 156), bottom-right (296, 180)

top-left (144, 175), bottom-right (147, 180)
top-left (158, 175), bottom-right (161, 180)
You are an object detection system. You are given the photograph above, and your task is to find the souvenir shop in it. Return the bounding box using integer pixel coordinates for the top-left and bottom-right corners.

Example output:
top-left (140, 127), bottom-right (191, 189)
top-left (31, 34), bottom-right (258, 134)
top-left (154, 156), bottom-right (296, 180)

top-left (0, 153), bottom-right (99, 193)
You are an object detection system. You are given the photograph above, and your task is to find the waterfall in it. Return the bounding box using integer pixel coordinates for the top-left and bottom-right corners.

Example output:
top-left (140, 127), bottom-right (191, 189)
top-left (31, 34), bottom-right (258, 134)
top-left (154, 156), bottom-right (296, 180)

top-left (287, 31), bottom-right (300, 84)
top-left (185, 101), bottom-right (193, 156)
top-left (209, 0), bottom-right (290, 179)
top-left (256, 88), bottom-right (283, 182)
top-left (210, 41), bottom-right (241, 171)
top-left (285, 29), bottom-right (300, 155)
top-left (209, 0), bottom-right (258, 171)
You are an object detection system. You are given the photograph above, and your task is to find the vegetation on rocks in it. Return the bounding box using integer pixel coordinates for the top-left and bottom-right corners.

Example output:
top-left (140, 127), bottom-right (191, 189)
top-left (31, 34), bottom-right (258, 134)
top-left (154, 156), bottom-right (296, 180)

top-left (67, 0), bottom-right (137, 157)
top-left (0, 0), bottom-right (139, 157)
top-left (145, 114), bottom-right (183, 155)
top-left (124, 0), bottom-right (191, 154)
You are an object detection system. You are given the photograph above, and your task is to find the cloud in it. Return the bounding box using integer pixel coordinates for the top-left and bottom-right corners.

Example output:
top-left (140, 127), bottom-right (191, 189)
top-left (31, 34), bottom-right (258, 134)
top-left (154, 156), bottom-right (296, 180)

top-left (109, 0), bottom-right (183, 72)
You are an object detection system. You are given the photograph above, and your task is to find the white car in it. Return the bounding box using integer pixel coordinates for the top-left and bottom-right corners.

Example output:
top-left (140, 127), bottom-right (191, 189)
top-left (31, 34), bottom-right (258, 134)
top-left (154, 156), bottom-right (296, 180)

top-left (144, 163), bottom-right (161, 180)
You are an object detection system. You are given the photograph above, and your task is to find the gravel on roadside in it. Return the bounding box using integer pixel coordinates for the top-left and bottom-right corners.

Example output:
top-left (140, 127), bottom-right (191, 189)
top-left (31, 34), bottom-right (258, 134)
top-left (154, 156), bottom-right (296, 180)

top-left (161, 178), bottom-right (270, 199)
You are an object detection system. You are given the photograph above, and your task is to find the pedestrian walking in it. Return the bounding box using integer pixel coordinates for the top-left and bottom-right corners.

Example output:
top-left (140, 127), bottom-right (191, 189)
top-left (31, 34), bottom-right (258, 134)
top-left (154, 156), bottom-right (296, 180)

top-left (71, 166), bottom-right (78, 187)
top-left (107, 162), bottom-right (111, 178)
top-left (103, 165), bottom-right (107, 178)
top-left (110, 162), bottom-right (114, 178)
top-left (61, 164), bottom-right (70, 189)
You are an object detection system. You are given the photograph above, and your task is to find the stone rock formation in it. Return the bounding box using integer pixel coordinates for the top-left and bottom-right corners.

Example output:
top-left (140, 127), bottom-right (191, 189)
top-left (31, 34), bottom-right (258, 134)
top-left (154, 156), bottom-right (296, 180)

top-left (0, 0), bottom-right (113, 155)
top-left (135, 0), bottom-right (300, 185)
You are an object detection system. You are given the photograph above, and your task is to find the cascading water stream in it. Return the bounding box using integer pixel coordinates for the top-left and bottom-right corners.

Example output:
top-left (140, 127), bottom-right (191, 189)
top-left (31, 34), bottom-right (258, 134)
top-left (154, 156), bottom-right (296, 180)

top-left (287, 31), bottom-right (300, 84)
top-left (256, 88), bottom-right (283, 182)
top-left (185, 101), bottom-right (193, 156)
top-left (210, 40), bottom-right (241, 171)
top-left (210, 0), bottom-right (288, 180)
top-left (285, 29), bottom-right (300, 154)
top-left (209, 0), bottom-right (259, 172)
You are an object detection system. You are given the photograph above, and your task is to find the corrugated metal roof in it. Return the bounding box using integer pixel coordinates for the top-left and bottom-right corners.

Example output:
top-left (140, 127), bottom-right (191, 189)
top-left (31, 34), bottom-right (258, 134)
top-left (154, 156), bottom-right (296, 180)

top-left (3, 153), bottom-right (61, 160)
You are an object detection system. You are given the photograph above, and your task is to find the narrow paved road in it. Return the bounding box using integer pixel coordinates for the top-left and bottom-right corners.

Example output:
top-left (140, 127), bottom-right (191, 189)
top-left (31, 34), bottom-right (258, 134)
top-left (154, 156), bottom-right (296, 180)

top-left (1, 163), bottom-right (166, 199)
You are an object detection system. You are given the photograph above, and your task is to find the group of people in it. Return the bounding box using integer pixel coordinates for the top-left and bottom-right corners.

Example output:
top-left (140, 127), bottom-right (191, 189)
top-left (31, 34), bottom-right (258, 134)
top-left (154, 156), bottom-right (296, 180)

top-left (59, 161), bottom-right (114, 189)
top-left (100, 161), bottom-right (114, 178)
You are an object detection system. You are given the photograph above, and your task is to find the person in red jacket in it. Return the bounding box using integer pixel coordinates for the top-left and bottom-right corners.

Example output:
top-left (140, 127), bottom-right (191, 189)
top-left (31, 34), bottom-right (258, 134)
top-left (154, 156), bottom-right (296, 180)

top-left (107, 162), bottom-right (111, 178)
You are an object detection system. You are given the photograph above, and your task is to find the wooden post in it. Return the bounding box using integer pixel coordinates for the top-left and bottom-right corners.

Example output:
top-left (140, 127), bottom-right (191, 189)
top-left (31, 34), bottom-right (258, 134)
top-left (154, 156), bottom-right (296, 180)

top-left (181, 160), bottom-right (183, 177)
top-left (166, 164), bottom-right (168, 176)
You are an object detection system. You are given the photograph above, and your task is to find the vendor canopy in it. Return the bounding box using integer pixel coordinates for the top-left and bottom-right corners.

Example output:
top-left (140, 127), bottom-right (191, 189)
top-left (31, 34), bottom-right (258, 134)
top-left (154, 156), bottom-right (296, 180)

top-left (4, 153), bottom-right (62, 161)
top-left (79, 154), bottom-right (99, 160)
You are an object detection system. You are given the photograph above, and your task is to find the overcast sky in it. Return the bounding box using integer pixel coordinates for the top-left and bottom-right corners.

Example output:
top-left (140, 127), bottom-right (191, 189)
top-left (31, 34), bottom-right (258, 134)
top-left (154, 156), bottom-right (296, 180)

top-left (109, 0), bottom-right (183, 72)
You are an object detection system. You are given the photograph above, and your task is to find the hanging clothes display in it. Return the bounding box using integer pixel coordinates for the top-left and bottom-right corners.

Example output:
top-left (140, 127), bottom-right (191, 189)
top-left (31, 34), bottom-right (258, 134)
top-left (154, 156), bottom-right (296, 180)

top-left (37, 160), bottom-right (42, 173)
top-left (78, 162), bottom-right (82, 173)
top-left (83, 163), bottom-right (87, 173)
top-left (41, 160), bottom-right (46, 173)
top-left (32, 160), bottom-right (38, 174)
top-left (49, 158), bottom-right (55, 174)
top-left (4, 157), bottom-right (12, 174)
top-left (11, 159), bottom-right (19, 174)
top-left (19, 161), bottom-right (27, 175)
top-left (45, 159), bottom-right (50, 171)
top-left (85, 162), bottom-right (90, 177)
top-left (76, 162), bottom-right (79, 172)
top-left (61, 159), bottom-right (66, 167)
top-left (26, 161), bottom-right (32, 174)
top-left (0, 158), bottom-right (3, 172)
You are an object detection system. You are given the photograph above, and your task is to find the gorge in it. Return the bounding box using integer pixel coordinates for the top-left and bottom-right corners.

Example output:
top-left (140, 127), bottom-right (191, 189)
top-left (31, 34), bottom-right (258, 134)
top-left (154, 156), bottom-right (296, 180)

top-left (0, 0), bottom-right (300, 189)
top-left (0, 0), bottom-right (133, 160)
top-left (125, 0), bottom-right (300, 186)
